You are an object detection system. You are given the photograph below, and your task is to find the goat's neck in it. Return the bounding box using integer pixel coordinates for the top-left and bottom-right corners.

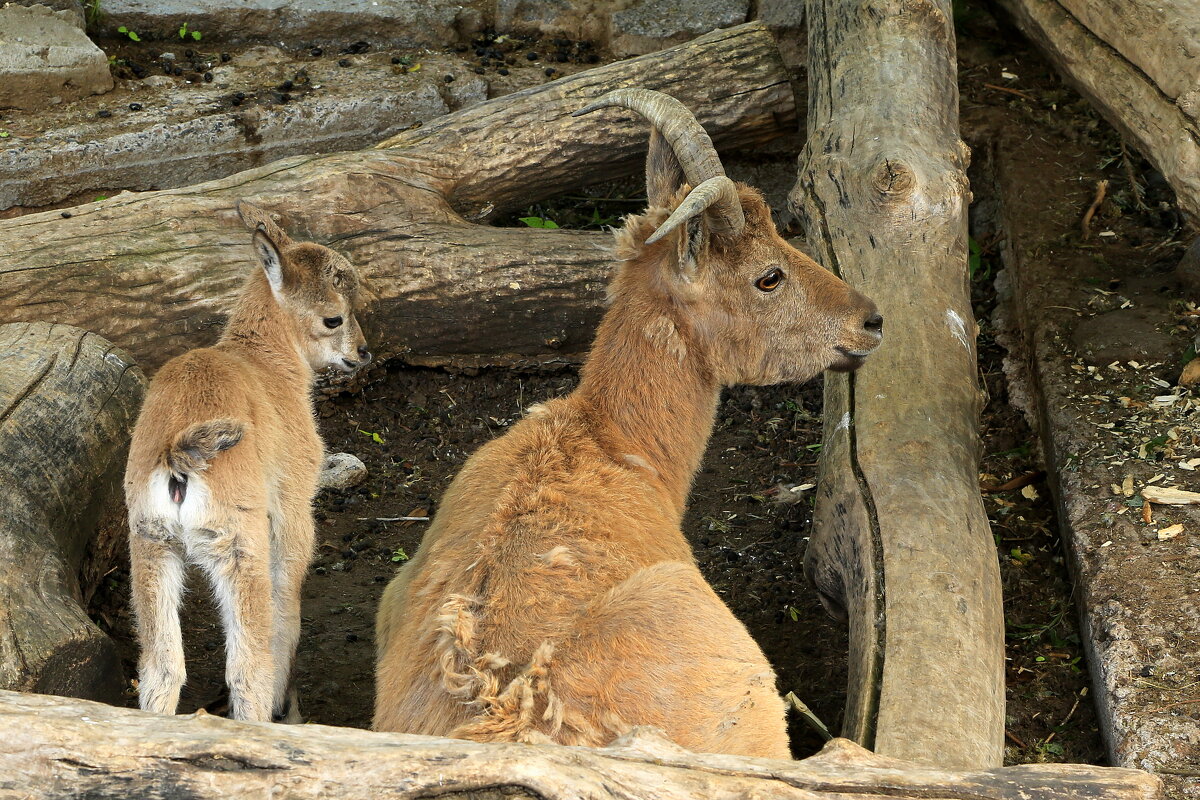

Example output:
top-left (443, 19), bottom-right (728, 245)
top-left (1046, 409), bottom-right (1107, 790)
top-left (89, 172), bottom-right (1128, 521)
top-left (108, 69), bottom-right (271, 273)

top-left (219, 276), bottom-right (313, 391)
top-left (576, 296), bottom-right (719, 515)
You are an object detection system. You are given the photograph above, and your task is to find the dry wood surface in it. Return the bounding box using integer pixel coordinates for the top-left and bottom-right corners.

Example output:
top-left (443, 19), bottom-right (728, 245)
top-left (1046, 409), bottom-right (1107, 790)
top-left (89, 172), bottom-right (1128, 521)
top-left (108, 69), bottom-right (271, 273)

top-left (0, 23), bottom-right (795, 375)
top-left (997, 0), bottom-right (1200, 226)
top-left (0, 322), bottom-right (145, 703)
top-left (0, 690), bottom-right (1164, 800)
top-left (790, 0), bottom-right (1005, 769)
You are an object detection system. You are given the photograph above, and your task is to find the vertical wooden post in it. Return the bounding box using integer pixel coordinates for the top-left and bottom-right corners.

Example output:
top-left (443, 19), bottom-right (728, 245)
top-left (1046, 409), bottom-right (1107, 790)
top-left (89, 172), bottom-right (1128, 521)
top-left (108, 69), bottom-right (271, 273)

top-left (789, 0), bottom-right (1005, 768)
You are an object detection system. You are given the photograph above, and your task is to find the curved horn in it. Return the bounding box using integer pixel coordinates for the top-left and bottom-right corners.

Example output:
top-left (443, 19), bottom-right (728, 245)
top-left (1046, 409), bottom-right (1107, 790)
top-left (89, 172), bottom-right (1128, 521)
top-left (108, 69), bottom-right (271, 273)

top-left (571, 88), bottom-right (725, 186)
top-left (645, 176), bottom-right (744, 245)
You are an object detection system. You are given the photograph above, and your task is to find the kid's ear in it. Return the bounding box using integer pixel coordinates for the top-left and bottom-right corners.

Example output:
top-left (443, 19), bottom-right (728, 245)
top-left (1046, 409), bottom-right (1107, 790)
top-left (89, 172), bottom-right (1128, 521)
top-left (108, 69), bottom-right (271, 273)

top-left (252, 226), bottom-right (285, 294)
top-left (236, 199), bottom-right (292, 245)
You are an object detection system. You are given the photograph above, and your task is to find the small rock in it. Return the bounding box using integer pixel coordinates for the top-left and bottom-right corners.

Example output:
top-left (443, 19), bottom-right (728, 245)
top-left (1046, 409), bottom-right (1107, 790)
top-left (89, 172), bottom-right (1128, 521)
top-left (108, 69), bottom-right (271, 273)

top-left (310, 47), bottom-right (323, 57)
top-left (319, 452), bottom-right (368, 491)
top-left (128, 102), bottom-right (142, 111)
top-left (60, 211), bottom-right (71, 218)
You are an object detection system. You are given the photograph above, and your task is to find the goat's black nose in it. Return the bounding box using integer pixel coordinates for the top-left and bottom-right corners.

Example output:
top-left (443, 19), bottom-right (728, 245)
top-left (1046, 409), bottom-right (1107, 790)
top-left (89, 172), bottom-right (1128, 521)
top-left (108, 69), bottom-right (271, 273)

top-left (864, 313), bottom-right (884, 333)
top-left (358, 344), bottom-right (371, 359)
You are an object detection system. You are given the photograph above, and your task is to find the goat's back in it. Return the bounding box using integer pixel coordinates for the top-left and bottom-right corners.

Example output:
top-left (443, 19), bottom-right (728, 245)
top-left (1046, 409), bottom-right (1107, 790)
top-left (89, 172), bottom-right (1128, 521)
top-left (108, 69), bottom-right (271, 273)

top-left (374, 398), bottom-right (788, 757)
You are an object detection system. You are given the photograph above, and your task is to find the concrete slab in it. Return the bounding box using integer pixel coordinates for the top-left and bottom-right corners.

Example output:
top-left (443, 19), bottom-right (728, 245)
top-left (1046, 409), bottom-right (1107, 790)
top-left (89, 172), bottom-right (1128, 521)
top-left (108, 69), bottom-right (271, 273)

top-left (981, 130), bottom-right (1200, 798)
top-left (0, 2), bottom-right (113, 111)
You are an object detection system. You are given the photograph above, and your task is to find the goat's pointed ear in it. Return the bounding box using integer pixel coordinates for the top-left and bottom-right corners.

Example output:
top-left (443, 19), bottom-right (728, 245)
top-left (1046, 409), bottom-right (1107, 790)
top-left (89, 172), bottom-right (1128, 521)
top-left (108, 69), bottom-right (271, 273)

top-left (646, 128), bottom-right (685, 208)
top-left (252, 226), bottom-right (286, 294)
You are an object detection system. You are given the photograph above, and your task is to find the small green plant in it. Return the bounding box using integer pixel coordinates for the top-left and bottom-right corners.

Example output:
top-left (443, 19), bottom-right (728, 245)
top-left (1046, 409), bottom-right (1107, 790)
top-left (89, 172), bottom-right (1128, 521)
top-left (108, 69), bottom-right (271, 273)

top-left (968, 236), bottom-right (993, 281)
top-left (84, 0), bottom-right (102, 27)
top-left (785, 605), bottom-right (800, 622)
top-left (519, 215), bottom-right (559, 229)
top-left (178, 22), bottom-right (202, 41)
top-left (93, 195), bottom-right (108, 202)
top-left (358, 429), bottom-right (385, 445)
top-left (0, 131), bottom-right (10, 139)
top-left (117, 25), bottom-right (141, 42)
top-left (390, 547), bottom-right (409, 563)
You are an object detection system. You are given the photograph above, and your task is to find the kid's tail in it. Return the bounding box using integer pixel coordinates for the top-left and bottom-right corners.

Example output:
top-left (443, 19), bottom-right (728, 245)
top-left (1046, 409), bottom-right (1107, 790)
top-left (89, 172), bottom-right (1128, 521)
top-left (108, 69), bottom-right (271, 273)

top-left (166, 418), bottom-right (245, 477)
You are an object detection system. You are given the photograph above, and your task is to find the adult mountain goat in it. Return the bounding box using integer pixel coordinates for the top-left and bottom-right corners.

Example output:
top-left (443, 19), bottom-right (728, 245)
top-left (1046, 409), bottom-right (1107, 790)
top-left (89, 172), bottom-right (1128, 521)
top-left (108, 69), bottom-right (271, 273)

top-left (374, 90), bottom-right (882, 758)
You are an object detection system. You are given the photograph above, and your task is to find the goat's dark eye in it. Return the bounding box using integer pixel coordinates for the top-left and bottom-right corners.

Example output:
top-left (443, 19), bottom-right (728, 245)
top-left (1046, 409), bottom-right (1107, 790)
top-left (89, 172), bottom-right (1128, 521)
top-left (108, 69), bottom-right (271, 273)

top-left (323, 316), bottom-right (343, 329)
top-left (755, 268), bottom-right (784, 292)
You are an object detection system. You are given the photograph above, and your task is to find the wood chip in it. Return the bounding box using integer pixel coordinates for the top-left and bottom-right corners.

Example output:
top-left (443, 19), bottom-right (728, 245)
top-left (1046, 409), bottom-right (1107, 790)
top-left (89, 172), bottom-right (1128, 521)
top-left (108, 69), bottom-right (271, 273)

top-left (1157, 523), bottom-right (1184, 541)
top-left (1121, 475), bottom-right (1135, 497)
top-left (1142, 500), bottom-right (1154, 524)
top-left (1142, 486), bottom-right (1200, 505)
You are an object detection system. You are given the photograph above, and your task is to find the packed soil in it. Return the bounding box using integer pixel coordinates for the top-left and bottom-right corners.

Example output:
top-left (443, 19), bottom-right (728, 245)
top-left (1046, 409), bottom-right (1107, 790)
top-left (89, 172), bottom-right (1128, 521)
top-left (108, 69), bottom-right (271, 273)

top-left (84, 4), bottom-right (1196, 768)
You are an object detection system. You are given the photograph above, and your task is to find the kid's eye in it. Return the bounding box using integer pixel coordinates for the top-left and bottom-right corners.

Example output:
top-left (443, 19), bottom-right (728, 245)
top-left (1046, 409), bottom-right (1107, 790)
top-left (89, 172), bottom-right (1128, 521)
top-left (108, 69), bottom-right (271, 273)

top-left (323, 316), bottom-right (343, 329)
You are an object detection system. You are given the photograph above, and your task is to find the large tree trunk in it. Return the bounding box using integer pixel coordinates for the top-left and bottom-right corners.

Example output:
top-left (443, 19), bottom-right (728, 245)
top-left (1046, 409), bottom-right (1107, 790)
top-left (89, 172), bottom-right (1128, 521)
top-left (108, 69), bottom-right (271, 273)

top-left (0, 23), bottom-right (794, 375)
top-left (789, 0), bottom-right (1004, 769)
top-left (996, 0), bottom-right (1200, 227)
top-left (0, 690), bottom-right (1164, 800)
top-left (0, 323), bottom-right (146, 703)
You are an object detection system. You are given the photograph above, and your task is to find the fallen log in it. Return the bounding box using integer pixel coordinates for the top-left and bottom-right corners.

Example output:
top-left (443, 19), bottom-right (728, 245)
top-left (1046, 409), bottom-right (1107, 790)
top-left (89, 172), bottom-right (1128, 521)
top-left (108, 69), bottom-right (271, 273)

top-left (0, 23), bottom-right (794, 375)
top-left (789, 0), bottom-right (1004, 769)
top-left (995, 0), bottom-right (1200, 227)
top-left (0, 322), bottom-right (146, 703)
top-left (0, 690), bottom-right (1164, 799)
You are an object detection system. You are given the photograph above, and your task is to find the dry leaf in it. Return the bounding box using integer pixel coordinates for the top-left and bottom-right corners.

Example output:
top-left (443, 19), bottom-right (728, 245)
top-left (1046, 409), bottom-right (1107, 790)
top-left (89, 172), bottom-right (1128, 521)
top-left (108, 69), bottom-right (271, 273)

top-left (1121, 475), bottom-right (1135, 497)
top-left (1142, 486), bottom-right (1200, 505)
top-left (1157, 523), bottom-right (1184, 541)
top-left (1021, 484), bottom-right (1039, 501)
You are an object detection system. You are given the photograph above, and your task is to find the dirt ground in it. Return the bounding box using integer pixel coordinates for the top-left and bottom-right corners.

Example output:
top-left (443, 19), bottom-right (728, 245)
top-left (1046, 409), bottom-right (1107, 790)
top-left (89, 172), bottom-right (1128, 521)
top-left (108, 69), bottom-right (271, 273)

top-left (83, 5), bottom-right (1199, 768)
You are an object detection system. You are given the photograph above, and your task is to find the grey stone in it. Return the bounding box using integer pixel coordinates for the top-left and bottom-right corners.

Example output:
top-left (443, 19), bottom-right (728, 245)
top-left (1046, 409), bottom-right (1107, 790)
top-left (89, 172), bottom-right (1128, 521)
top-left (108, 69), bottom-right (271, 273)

top-left (495, 0), bottom-right (609, 41)
top-left (0, 3), bottom-right (113, 111)
top-left (443, 74), bottom-right (487, 111)
top-left (609, 0), bottom-right (748, 56)
top-left (1070, 306), bottom-right (1178, 366)
top-left (754, 0), bottom-right (802, 30)
top-left (1176, 235), bottom-right (1200, 297)
top-left (319, 452), bottom-right (368, 491)
top-left (754, 0), bottom-right (804, 69)
top-left (98, 0), bottom-right (468, 47)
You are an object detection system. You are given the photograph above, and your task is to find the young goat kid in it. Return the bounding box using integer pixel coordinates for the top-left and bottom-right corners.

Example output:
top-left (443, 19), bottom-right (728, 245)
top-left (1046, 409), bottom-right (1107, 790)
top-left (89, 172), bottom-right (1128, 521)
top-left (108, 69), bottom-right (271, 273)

top-left (373, 90), bottom-right (883, 758)
top-left (125, 202), bottom-right (370, 722)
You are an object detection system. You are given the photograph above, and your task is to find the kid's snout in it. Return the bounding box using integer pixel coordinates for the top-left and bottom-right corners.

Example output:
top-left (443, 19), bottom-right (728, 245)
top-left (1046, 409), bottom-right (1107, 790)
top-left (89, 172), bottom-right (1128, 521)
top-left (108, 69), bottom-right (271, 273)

top-left (341, 344), bottom-right (372, 372)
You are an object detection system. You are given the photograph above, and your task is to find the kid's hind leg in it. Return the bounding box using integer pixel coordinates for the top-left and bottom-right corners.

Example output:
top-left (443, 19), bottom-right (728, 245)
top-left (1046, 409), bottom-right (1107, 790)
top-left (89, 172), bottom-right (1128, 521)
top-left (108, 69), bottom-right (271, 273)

top-left (269, 508), bottom-right (315, 722)
top-left (129, 517), bottom-right (187, 716)
top-left (190, 509), bottom-right (274, 722)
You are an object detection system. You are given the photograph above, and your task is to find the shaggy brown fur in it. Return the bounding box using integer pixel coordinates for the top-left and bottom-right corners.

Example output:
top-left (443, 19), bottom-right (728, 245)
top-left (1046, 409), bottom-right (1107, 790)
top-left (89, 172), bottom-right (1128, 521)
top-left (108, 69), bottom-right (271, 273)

top-left (374, 132), bottom-right (881, 757)
top-left (124, 201), bottom-right (369, 722)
